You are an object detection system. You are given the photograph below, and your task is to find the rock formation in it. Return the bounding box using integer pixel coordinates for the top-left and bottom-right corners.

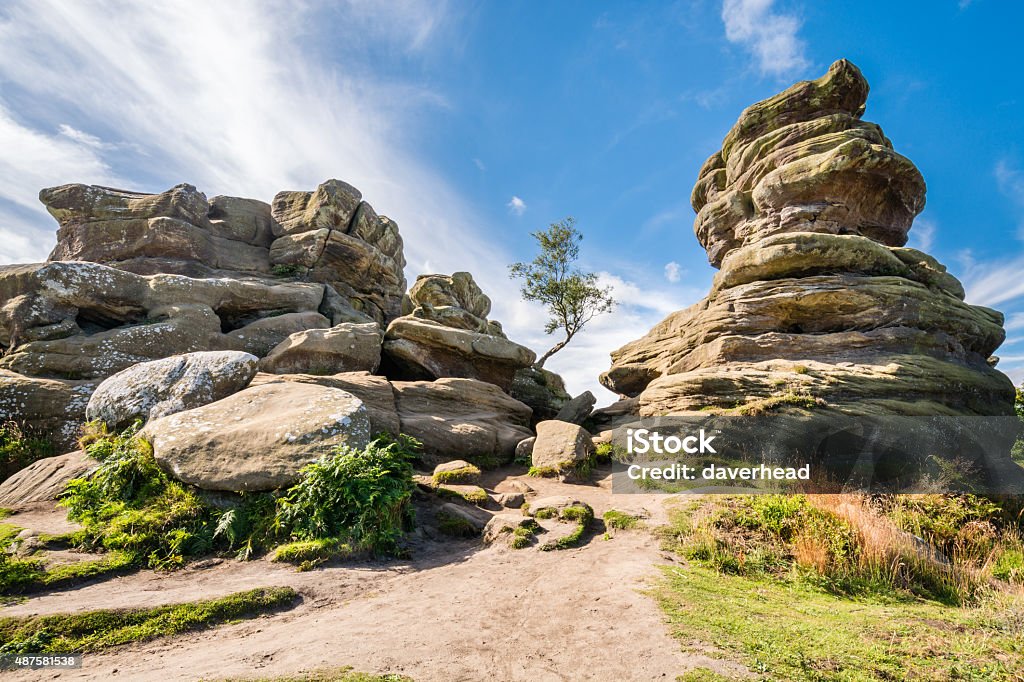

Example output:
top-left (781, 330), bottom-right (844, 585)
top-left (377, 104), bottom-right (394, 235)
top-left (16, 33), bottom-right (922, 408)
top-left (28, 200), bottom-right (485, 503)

top-left (381, 272), bottom-right (536, 390)
top-left (601, 60), bottom-right (1015, 418)
top-left (1, 176), bottom-right (554, 456)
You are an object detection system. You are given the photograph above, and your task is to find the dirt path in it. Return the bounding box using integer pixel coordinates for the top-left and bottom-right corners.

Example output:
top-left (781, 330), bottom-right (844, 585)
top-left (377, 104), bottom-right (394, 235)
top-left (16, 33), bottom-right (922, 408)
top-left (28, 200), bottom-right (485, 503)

top-left (4, 473), bottom-right (743, 681)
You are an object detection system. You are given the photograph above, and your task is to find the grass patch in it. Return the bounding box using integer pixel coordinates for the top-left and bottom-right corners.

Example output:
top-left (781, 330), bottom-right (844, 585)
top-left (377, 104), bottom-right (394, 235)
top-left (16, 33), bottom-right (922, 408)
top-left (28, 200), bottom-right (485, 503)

top-left (538, 504), bottom-right (593, 551)
top-left (0, 586), bottom-right (297, 654)
top-left (0, 421), bottom-right (53, 483)
top-left (435, 485), bottom-right (489, 507)
top-left (270, 538), bottom-right (352, 571)
top-left (603, 509), bottom-right (643, 531)
top-left (271, 264), bottom-right (302, 278)
top-left (527, 455), bottom-right (596, 480)
top-left (432, 464), bottom-right (481, 485)
top-left (56, 426), bottom-right (418, 576)
top-left (653, 563), bottom-right (1024, 681)
top-left (660, 495), bottom-right (1024, 606)
top-left (506, 518), bottom-right (541, 549)
top-left (734, 391), bottom-right (825, 416)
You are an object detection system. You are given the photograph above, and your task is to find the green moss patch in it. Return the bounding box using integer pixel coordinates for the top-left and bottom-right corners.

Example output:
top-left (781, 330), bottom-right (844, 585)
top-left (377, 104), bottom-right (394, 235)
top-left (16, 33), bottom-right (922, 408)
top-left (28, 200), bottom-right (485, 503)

top-left (0, 586), bottom-right (297, 654)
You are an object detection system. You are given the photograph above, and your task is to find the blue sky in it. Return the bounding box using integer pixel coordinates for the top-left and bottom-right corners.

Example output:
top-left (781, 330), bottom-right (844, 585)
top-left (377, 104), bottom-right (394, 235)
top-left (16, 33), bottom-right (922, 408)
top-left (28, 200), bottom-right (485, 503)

top-left (1, 0), bottom-right (1022, 402)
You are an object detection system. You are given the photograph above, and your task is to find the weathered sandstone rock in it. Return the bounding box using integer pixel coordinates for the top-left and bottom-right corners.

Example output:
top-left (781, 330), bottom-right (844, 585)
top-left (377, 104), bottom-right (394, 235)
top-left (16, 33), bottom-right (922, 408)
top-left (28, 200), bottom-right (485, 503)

top-left (269, 179), bottom-right (406, 324)
top-left (531, 420), bottom-right (595, 471)
top-left (143, 382), bottom-right (371, 491)
top-left (555, 391), bottom-right (596, 425)
top-left (85, 351), bottom-right (258, 429)
top-left (258, 322), bottom-right (382, 375)
top-left (392, 377), bottom-right (533, 463)
top-left (383, 318), bottom-right (535, 391)
top-left (509, 366), bottom-right (571, 422)
top-left (0, 370), bottom-right (97, 451)
top-left (601, 60), bottom-right (1015, 419)
top-left (0, 450), bottom-right (96, 507)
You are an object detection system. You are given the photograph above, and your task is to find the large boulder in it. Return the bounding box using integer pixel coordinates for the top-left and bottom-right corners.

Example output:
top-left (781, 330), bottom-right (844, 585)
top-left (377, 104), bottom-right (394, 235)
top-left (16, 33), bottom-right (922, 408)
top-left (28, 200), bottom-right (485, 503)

top-left (509, 366), bottom-right (571, 423)
top-left (250, 372), bottom-right (535, 465)
top-left (401, 272), bottom-right (500, 335)
top-left (0, 370), bottom-right (97, 452)
top-left (392, 377), bottom-right (533, 464)
top-left (41, 183), bottom-right (273, 276)
top-left (555, 391), bottom-right (596, 425)
top-left (531, 420), bottom-right (595, 471)
top-left (142, 382), bottom-right (371, 491)
top-left (600, 60), bottom-right (1016, 419)
top-left (0, 450), bottom-right (96, 507)
top-left (258, 322), bottom-right (382, 375)
top-left (85, 351), bottom-right (258, 429)
top-left (382, 271), bottom-right (536, 392)
top-left (269, 179), bottom-right (406, 324)
top-left (382, 318), bottom-right (535, 391)
top-left (250, 371), bottom-right (400, 436)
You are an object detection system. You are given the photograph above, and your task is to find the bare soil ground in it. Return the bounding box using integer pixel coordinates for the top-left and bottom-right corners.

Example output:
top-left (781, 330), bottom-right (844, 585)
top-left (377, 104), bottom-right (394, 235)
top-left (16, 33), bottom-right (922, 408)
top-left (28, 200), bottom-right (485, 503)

top-left (3, 469), bottom-right (747, 682)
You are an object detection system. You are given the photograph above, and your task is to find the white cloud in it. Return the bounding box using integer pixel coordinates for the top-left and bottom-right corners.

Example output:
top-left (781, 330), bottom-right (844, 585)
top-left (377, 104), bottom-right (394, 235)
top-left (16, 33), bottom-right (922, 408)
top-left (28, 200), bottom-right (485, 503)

top-left (907, 217), bottom-right (937, 253)
top-left (1005, 313), bottom-right (1024, 333)
top-left (473, 158), bottom-right (486, 171)
top-left (721, 0), bottom-right (809, 77)
top-left (0, 0), bottom-right (684, 403)
top-left (512, 272), bottom-right (702, 403)
top-left (664, 261), bottom-right (682, 283)
top-left (995, 159), bottom-right (1024, 238)
top-left (507, 195), bottom-right (527, 216)
top-left (962, 254), bottom-right (1024, 309)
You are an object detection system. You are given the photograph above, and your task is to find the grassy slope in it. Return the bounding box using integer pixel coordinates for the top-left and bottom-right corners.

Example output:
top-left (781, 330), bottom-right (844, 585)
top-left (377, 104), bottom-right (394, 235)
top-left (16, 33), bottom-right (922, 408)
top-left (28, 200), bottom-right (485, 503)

top-left (653, 497), bottom-right (1024, 681)
top-left (654, 564), bottom-right (1023, 681)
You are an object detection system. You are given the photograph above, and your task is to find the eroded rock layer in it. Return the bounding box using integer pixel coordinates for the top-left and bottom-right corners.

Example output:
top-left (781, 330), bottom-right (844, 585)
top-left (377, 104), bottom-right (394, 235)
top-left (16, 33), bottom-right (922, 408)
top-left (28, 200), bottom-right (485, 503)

top-left (601, 60), bottom-right (1015, 417)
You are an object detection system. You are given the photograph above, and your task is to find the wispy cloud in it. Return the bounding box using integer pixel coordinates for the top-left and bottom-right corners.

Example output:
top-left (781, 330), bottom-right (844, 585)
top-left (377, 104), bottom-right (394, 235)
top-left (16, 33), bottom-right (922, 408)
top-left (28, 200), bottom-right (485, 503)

top-left (664, 261), bottom-right (682, 283)
top-left (721, 0), bottom-right (809, 77)
top-left (994, 159), bottom-right (1024, 238)
top-left (0, 0), bottom-right (678, 402)
top-left (507, 195), bottom-right (527, 216)
top-left (907, 217), bottom-right (937, 252)
top-left (473, 158), bottom-right (486, 171)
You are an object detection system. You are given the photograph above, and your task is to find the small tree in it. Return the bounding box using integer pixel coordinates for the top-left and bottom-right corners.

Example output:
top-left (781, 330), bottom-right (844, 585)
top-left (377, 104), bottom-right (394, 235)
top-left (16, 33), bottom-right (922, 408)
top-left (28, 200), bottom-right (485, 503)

top-left (509, 218), bottom-right (615, 368)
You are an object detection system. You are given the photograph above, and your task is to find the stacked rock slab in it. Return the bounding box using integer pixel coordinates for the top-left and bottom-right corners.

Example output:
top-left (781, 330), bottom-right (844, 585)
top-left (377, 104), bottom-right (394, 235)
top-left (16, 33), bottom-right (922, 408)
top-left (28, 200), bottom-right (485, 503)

top-left (600, 60), bottom-right (1015, 418)
top-left (0, 178), bottom-right (404, 449)
top-left (382, 272), bottom-right (536, 391)
top-left (270, 180), bottom-right (406, 324)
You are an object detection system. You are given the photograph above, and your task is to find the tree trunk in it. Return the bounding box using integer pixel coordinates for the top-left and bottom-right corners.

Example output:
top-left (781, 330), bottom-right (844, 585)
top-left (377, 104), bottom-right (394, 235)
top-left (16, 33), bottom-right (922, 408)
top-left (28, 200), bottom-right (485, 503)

top-left (534, 335), bottom-right (572, 369)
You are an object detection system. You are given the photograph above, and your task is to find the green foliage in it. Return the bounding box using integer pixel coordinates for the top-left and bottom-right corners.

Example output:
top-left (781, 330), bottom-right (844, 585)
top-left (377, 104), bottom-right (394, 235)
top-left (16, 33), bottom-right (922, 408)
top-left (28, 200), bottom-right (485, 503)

top-left (653, 563), bottom-right (1024, 682)
top-left (276, 435), bottom-right (418, 555)
top-left (1015, 384), bottom-right (1024, 420)
top-left (271, 538), bottom-right (351, 571)
top-left (60, 429), bottom-right (419, 572)
top-left (435, 485), bottom-right (488, 507)
top-left (603, 510), bottom-right (643, 531)
top-left (509, 217), bottom-right (615, 367)
top-left (527, 465), bottom-right (560, 478)
top-left (0, 421), bottom-right (53, 483)
top-left (594, 442), bottom-right (626, 464)
top-left (271, 264), bottom-right (302, 278)
top-left (0, 587), bottom-right (297, 654)
top-left (62, 426), bottom-right (219, 569)
top-left (662, 495), bottom-right (1024, 606)
top-left (539, 504), bottom-right (593, 551)
top-left (992, 548), bottom-right (1024, 583)
top-left (432, 464), bottom-right (480, 485)
top-left (509, 521), bottom-right (540, 550)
